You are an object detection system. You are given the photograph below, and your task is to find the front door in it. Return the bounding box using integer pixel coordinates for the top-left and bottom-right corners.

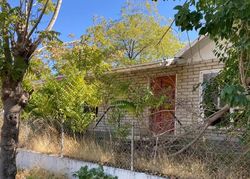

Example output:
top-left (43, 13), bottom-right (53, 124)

top-left (150, 75), bottom-right (176, 134)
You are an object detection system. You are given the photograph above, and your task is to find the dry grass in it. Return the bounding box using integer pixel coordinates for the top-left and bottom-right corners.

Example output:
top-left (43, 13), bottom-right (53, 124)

top-left (15, 124), bottom-right (250, 179)
top-left (63, 136), bottom-right (115, 164)
top-left (16, 168), bottom-right (68, 179)
top-left (19, 123), bottom-right (60, 154)
top-left (135, 154), bottom-right (249, 179)
top-left (19, 126), bottom-right (115, 164)
top-left (135, 155), bottom-right (211, 179)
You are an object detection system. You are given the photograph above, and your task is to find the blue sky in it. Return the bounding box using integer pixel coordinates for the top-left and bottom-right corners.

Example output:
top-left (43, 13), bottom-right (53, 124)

top-left (52, 0), bottom-right (198, 43)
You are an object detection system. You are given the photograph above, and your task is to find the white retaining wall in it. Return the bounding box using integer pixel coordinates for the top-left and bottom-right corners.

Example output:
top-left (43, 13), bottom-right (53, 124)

top-left (17, 149), bottom-right (166, 179)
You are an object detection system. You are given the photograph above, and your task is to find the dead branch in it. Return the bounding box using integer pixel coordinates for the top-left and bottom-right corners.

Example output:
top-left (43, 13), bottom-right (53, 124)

top-left (239, 50), bottom-right (247, 90)
top-left (168, 104), bottom-right (230, 157)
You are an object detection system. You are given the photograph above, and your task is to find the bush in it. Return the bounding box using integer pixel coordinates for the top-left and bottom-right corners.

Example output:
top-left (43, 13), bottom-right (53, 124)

top-left (73, 166), bottom-right (118, 179)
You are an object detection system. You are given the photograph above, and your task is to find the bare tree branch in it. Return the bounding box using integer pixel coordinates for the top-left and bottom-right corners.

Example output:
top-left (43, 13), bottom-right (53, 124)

top-left (20, 0), bottom-right (25, 11)
top-left (130, 40), bottom-right (135, 58)
top-left (45, 0), bottom-right (62, 31)
top-left (24, 0), bottom-right (28, 16)
top-left (122, 39), bottom-right (130, 57)
top-left (155, 0), bottom-right (189, 46)
top-left (168, 104), bottom-right (230, 157)
top-left (239, 50), bottom-right (248, 90)
top-left (29, 0), bottom-right (63, 59)
top-left (23, 0), bottom-right (33, 41)
top-left (132, 45), bottom-right (147, 60)
top-left (127, 39), bottom-right (133, 59)
top-left (27, 0), bottom-right (50, 40)
top-left (29, 39), bottom-right (80, 59)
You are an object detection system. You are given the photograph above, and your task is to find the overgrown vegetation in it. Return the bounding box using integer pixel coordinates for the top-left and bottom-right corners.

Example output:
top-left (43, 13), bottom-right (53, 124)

top-left (1, 0), bottom-right (249, 178)
top-left (167, 0), bottom-right (250, 141)
top-left (17, 168), bottom-right (67, 179)
top-left (73, 166), bottom-right (117, 179)
top-left (16, 123), bottom-right (250, 179)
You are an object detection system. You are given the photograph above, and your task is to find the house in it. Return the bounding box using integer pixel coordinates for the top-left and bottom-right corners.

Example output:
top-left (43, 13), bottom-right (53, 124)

top-left (93, 36), bottom-right (225, 138)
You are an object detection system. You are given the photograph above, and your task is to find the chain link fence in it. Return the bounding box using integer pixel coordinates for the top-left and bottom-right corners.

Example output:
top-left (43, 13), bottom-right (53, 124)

top-left (14, 115), bottom-right (250, 179)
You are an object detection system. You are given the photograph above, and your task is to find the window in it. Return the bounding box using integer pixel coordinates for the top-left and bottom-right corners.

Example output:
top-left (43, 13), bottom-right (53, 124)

top-left (200, 69), bottom-right (224, 126)
top-left (200, 70), bottom-right (220, 107)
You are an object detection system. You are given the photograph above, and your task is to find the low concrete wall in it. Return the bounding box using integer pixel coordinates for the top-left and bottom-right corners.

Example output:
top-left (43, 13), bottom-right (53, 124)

top-left (17, 149), bottom-right (166, 179)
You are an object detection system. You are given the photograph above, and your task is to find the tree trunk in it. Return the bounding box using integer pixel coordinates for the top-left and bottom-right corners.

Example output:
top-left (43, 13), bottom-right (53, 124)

top-left (0, 80), bottom-right (27, 178)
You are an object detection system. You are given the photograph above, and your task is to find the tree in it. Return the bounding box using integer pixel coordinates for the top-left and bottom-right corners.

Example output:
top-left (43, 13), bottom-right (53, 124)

top-left (87, 0), bottom-right (183, 67)
top-left (154, 0), bottom-right (250, 152)
top-left (0, 0), bottom-right (62, 177)
top-left (24, 40), bottom-right (108, 132)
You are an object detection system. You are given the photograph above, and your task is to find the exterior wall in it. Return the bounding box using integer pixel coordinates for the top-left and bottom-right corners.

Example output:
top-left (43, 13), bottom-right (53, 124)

top-left (93, 58), bottom-right (224, 136)
top-left (181, 37), bottom-right (216, 63)
top-left (177, 36), bottom-right (217, 63)
top-left (175, 59), bottom-right (224, 133)
top-left (92, 38), bottom-right (225, 137)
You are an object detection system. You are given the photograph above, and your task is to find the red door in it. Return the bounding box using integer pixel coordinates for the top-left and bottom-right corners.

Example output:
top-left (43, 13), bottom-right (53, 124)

top-left (150, 75), bottom-right (176, 134)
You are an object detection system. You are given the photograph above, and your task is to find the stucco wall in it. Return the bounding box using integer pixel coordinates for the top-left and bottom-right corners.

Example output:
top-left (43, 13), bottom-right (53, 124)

top-left (17, 149), bottom-right (164, 179)
top-left (181, 37), bottom-right (217, 63)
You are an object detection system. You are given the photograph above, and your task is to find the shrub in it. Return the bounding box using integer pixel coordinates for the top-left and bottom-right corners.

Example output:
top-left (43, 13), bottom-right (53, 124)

top-left (73, 166), bottom-right (118, 179)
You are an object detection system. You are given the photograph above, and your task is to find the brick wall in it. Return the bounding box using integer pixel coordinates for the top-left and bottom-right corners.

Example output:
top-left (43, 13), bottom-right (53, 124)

top-left (92, 58), bottom-right (224, 137)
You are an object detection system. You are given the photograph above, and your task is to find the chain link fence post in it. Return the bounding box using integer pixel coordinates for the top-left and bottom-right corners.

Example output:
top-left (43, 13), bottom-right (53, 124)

top-left (60, 119), bottom-right (64, 157)
top-left (131, 121), bottom-right (134, 171)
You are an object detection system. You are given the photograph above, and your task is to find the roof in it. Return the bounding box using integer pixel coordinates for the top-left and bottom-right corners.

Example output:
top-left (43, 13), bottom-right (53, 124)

top-left (110, 58), bottom-right (178, 73)
top-left (111, 35), bottom-right (208, 73)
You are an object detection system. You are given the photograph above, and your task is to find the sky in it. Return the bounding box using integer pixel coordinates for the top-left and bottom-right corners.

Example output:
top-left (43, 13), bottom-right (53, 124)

top-left (51, 0), bottom-right (198, 43)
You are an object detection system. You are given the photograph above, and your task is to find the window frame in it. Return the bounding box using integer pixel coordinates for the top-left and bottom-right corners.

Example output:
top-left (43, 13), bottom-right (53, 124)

top-left (199, 69), bottom-right (243, 132)
top-left (199, 69), bottom-right (221, 123)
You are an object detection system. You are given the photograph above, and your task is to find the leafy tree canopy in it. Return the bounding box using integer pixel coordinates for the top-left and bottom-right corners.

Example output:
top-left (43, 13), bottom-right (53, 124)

top-left (86, 0), bottom-right (184, 67)
top-left (23, 40), bottom-right (109, 133)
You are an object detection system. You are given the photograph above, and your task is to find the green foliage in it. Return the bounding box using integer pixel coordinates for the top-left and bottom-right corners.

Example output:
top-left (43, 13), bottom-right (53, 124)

top-left (37, 31), bottom-right (62, 42)
top-left (0, 1), bottom-right (61, 80)
top-left (201, 70), bottom-right (250, 138)
top-left (221, 85), bottom-right (249, 107)
top-left (73, 166), bottom-right (118, 179)
top-left (0, 1), bottom-right (62, 177)
top-left (107, 107), bottom-right (131, 138)
top-left (102, 79), bottom-right (168, 138)
top-left (109, 83), bottom-right (167, 117)
top-left (37, 0), bottom-right (56, 14)
top-left (201, 76), bottom-right (221, 118)
top-left (23, 41), bottom-right (108, 133)
top-left (156, 0), bottom-right (250, 140)
top-left (86, 0), bottom-right (183, 67)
